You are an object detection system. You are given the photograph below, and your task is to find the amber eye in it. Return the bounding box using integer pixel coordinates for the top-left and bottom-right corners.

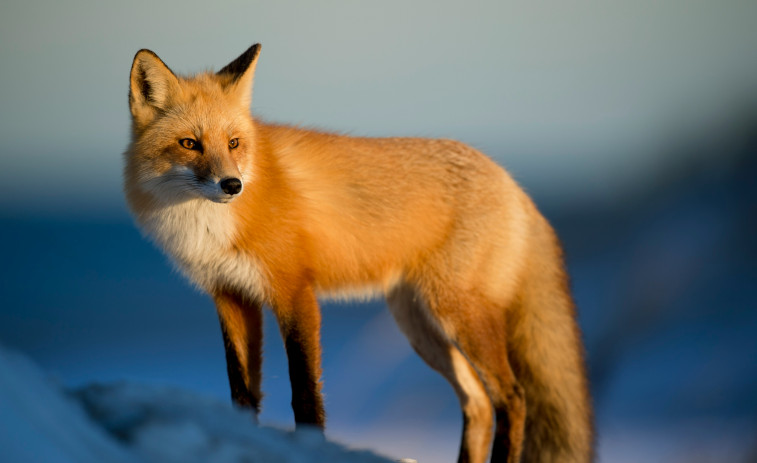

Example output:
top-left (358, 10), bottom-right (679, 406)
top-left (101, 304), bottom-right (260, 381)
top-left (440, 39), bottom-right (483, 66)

top-left (229, 138), bottom-right (239, 149)
top-left (179, 138), bottom-right (198, 150)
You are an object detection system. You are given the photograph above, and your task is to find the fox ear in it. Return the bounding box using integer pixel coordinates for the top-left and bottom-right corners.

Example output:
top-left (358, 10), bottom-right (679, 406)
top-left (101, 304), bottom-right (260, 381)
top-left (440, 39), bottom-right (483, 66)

top-left (129, 49), bottom-right (180, 127)
top-left (217, 44), bottom-right (261, 109)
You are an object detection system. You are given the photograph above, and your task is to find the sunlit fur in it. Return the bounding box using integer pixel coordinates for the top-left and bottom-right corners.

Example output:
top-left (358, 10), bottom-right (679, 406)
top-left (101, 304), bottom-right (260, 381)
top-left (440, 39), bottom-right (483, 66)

top-left (124, 45), bottom-right (594, 463)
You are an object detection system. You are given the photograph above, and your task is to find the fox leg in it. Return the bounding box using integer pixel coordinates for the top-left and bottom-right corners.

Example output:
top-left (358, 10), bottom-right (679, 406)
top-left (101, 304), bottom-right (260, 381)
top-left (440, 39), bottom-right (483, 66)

top-left (422, 288), bottom-right (526, 463)
top-left (387, 283), bottom-right (494, 463)
top-left (454, 308), bottom-right (525, 463)
top-left (213, 291), bottom-right (264, 413)
top-left (271, 285), bottom-right (325, 428)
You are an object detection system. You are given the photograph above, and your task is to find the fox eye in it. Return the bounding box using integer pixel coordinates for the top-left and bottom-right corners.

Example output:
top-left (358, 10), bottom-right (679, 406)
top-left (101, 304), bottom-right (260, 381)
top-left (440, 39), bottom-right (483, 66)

top-left (229, 138), bottom-right (239, 149)
top-left (179, 138), bottom-right (199, 150)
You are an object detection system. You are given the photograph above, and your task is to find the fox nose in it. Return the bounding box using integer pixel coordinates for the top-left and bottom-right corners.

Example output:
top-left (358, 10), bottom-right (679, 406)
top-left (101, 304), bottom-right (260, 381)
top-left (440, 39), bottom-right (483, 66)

top-left (220, 177), bottom-right (243, 195)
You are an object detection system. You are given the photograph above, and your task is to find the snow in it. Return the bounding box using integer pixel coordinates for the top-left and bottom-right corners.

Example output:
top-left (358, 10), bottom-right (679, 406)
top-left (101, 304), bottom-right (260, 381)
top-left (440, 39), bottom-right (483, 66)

top-left (0, 345), bottom-right (393, 463)
top-left (0, 347), bottom-right (137, 463)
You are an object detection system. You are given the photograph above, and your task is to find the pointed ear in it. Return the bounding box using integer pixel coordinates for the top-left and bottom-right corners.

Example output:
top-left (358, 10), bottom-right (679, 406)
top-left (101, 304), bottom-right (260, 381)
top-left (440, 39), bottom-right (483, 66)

top-left (129, 49), bottom-right (181, 127)
top-left (217, 44), bottom-right (261, 109)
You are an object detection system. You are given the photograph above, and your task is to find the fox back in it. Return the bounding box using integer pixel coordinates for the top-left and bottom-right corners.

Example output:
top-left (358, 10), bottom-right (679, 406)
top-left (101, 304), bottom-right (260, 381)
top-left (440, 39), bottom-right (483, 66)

top-left (124, 44), bottom-right (594, 463)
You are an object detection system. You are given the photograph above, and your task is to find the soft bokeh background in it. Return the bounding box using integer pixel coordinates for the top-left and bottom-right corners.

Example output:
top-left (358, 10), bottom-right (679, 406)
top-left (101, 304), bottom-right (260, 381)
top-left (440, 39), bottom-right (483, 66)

top-left (1, 1), bottom-right (756, 461)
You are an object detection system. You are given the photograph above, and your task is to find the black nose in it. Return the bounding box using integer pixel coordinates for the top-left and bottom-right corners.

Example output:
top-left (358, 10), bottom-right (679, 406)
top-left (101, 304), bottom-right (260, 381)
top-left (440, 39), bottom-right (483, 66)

top-left (220, 177), bottom-right (242, 195)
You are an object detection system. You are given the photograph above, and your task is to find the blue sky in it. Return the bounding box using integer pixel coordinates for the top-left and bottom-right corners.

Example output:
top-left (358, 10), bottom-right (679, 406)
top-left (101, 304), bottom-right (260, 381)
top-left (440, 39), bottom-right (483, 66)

top-left (1, 0), bottom-right (756, 217)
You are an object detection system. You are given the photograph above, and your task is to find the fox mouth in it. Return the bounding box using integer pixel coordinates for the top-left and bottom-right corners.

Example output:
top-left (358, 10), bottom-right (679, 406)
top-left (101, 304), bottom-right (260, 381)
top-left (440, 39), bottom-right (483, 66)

top-left (201, 179), bottom-right (243, 204)
top-left (139, 167), bottom-right (243, 204)
top-left (210, 195), bottom-right (238, 204)
top-left (200, 186), bottom-right (242, 204)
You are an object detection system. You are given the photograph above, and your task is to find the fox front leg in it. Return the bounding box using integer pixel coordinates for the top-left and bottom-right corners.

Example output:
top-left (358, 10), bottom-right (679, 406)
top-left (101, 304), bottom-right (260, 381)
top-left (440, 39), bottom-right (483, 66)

top-left (214, 291), bottom-right (264, 413)
top-left (272, 285), bottom-right (325, 428)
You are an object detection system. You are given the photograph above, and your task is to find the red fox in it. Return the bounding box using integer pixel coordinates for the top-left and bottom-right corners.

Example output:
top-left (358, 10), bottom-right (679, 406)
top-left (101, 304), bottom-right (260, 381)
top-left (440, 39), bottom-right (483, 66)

top-left (124, 44), bottom-right (594, 463)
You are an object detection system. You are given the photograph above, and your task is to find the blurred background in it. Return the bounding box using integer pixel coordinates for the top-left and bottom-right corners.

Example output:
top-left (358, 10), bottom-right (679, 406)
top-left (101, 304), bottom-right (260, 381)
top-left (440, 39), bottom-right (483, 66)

top-left (1, 0), bottom-right (756, 461)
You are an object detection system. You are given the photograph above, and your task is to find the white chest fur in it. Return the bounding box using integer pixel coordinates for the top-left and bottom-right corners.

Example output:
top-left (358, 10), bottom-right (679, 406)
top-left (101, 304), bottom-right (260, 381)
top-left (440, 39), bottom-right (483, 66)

top-left (137, 199), bottom-right (267, 299)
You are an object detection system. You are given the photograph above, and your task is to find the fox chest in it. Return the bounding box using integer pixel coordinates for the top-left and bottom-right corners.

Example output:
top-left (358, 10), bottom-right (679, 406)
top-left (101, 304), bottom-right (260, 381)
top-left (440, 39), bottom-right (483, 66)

top-left (141, 201), bottom-right (267, 299)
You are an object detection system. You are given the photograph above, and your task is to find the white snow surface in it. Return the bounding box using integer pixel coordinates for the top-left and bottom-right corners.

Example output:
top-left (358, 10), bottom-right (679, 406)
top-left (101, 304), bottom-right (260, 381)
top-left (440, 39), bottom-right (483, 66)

top-left (0, 345), bottom-right (392, 463)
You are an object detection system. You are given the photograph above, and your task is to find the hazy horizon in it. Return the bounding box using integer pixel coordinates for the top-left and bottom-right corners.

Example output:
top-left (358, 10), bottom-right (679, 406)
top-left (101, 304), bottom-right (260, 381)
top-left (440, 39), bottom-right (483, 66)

top-left (2, 0), bottom-right (756, 217)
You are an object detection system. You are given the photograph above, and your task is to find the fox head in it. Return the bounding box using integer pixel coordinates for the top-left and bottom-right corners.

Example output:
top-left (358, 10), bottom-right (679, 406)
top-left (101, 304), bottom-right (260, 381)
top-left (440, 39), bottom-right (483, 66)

top-left (125, 44), bottom-right (261, 205)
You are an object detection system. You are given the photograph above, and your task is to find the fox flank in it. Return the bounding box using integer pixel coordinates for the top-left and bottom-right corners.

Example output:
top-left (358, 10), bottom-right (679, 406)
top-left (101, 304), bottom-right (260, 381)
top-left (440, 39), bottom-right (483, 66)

top-left (124, 44), bottom-right (594, 463)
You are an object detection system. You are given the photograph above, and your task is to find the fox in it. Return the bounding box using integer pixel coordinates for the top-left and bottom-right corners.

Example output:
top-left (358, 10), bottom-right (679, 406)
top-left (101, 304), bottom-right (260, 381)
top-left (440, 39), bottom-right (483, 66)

top-left (123, 44), bottom-right (594, 463)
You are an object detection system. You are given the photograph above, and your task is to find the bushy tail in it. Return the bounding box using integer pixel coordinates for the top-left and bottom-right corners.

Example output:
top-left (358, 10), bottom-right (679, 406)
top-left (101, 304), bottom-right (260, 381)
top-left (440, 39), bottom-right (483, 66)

top-left (508, 217), bottom-right (595, 463)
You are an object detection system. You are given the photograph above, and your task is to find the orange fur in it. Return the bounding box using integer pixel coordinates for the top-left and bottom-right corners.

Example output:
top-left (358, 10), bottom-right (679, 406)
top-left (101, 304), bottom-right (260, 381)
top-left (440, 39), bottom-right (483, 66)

top-left (124, 44), bottom-right (594, 463)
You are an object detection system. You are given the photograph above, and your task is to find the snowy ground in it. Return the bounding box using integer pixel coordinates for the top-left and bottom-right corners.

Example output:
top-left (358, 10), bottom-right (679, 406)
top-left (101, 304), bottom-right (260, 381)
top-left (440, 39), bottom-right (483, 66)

top-left (0, 345), bottom-right (394, 463)
top-left (3, 341), bottom-right (755, 463)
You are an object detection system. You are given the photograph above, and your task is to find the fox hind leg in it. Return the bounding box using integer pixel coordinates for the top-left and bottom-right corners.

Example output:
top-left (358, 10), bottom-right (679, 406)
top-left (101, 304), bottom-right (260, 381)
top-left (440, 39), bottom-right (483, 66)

top-left (399, 279), bottom-right (527, 463)
top-left (437, 293), bottom-right (526, 463)
top-left (387, 283), bottom-right (494, 463)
